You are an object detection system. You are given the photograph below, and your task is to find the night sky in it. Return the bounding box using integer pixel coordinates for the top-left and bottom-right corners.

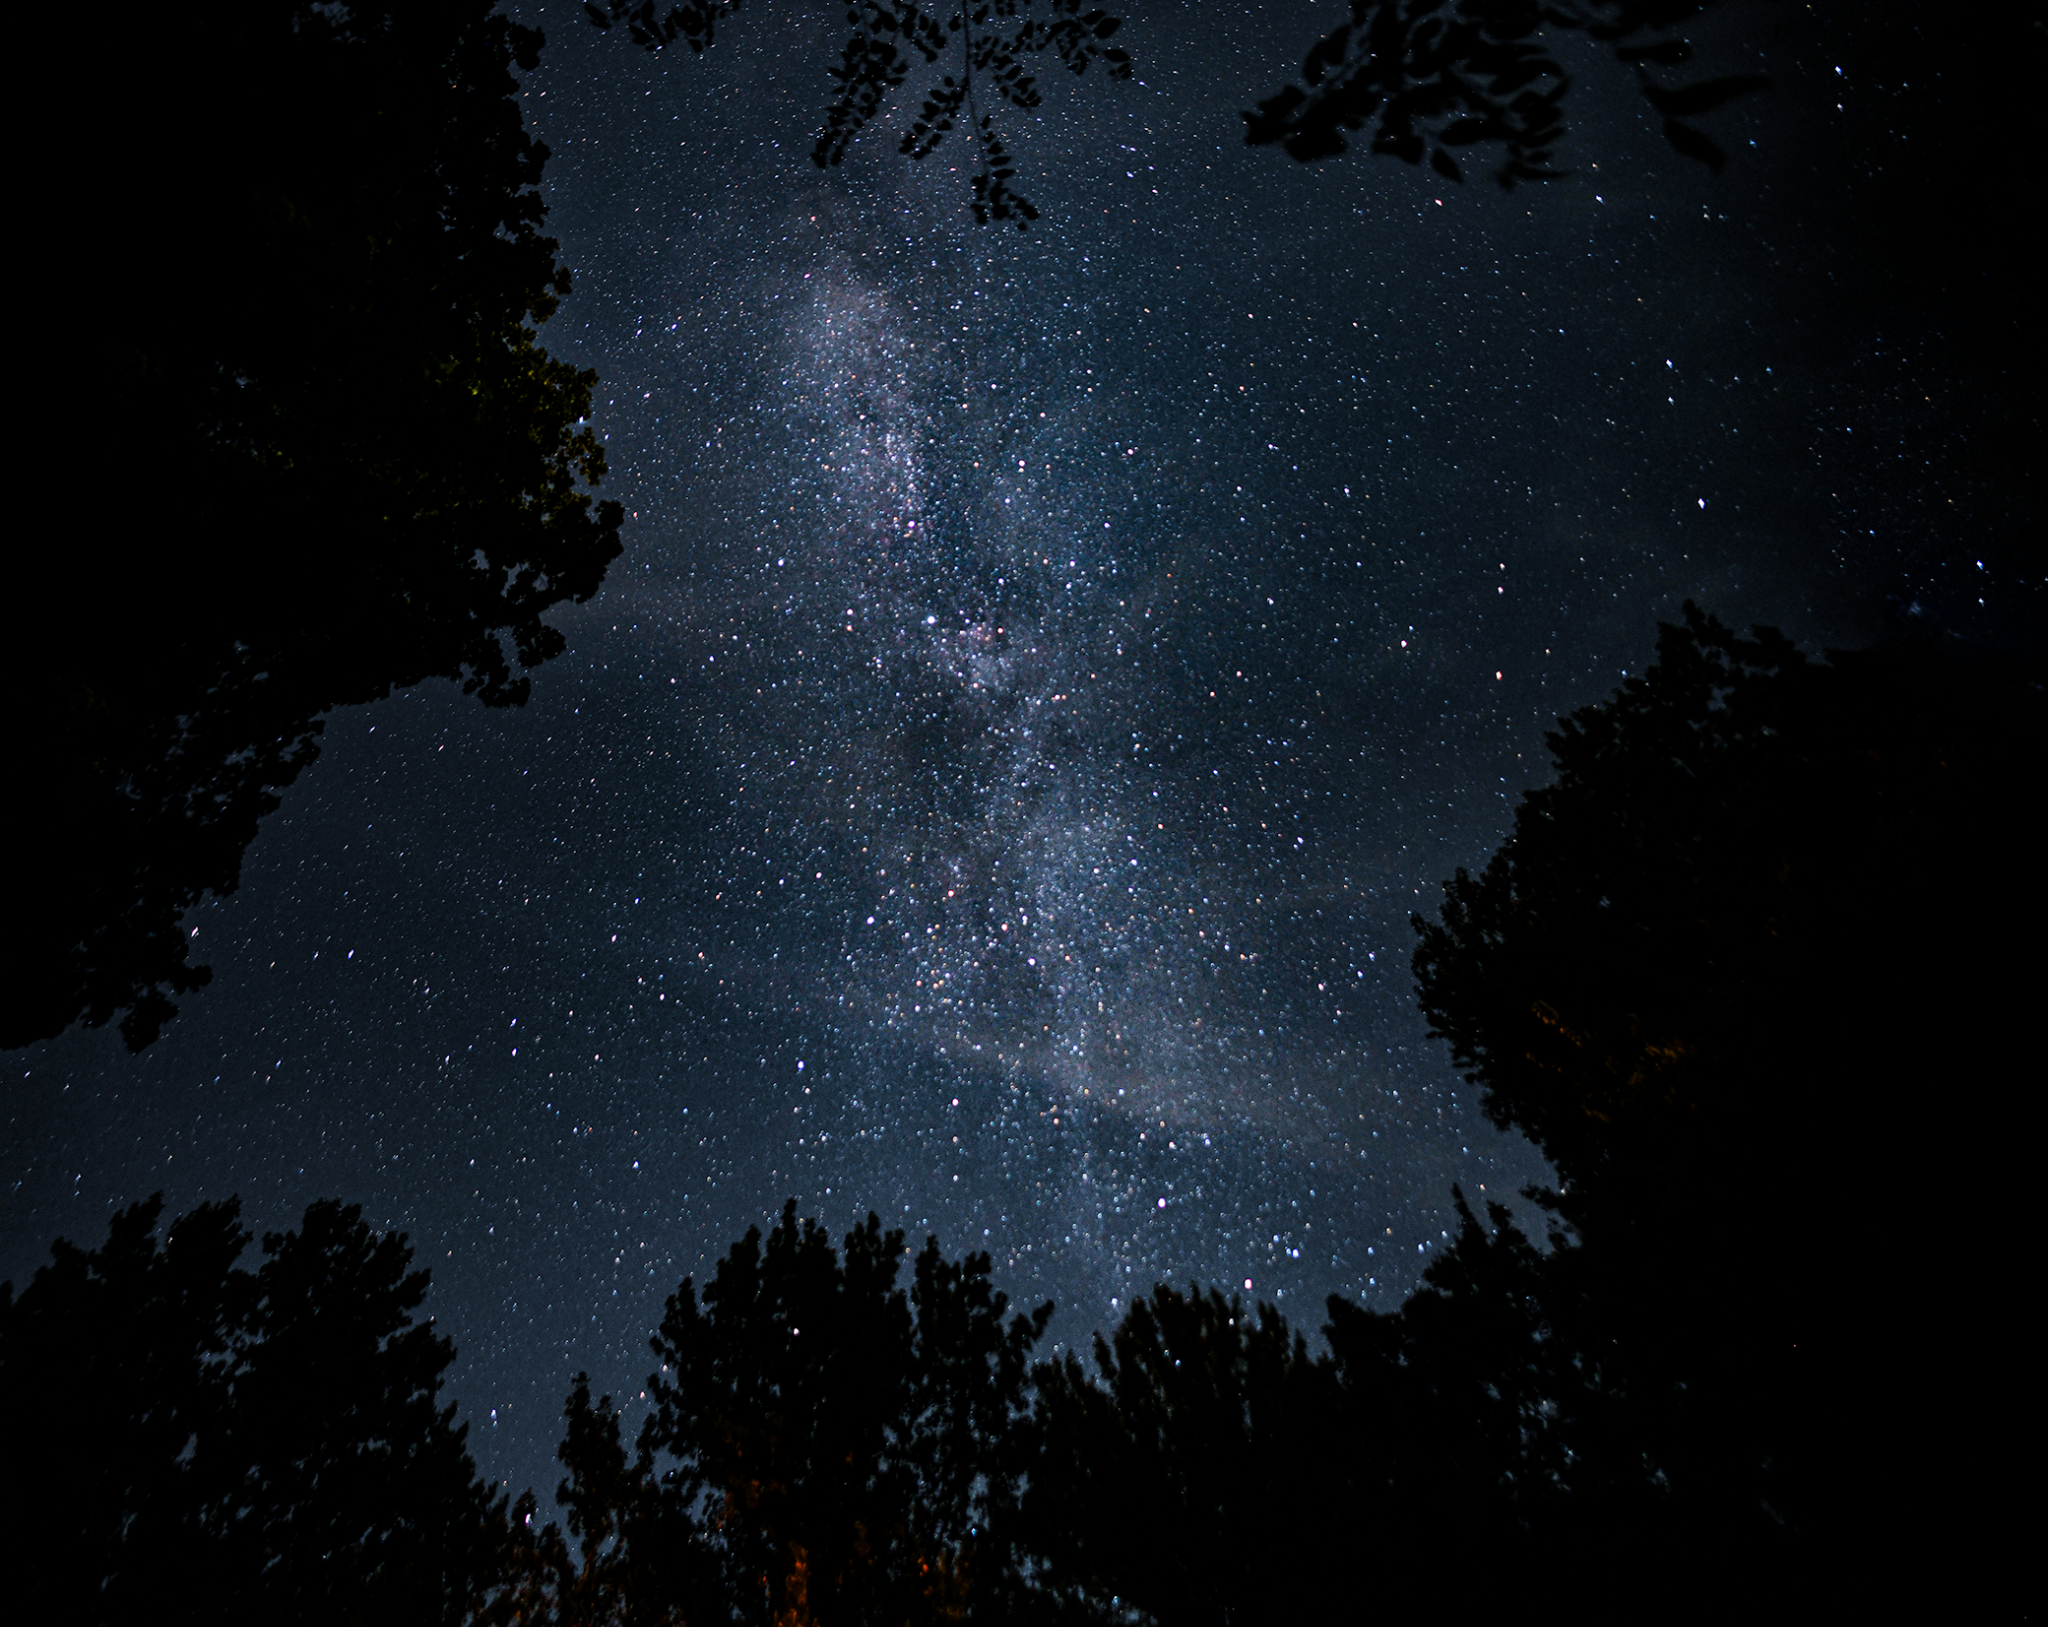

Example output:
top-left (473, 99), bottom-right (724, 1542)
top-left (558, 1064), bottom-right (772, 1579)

top-left (7, 1), bottom-right (2012, 1499)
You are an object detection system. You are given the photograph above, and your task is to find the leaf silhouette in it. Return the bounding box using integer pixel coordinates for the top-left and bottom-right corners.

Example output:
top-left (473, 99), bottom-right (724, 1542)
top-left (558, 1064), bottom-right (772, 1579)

top-left (1247, 2), bottom-right (1768, 186)
top-left (1661, 116), bottom-right (1726, 168)
top-left (586, 0), bottom-right (1130, 226)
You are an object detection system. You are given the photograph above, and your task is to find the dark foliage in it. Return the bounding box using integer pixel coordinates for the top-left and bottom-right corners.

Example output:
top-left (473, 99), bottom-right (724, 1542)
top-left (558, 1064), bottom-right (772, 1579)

top-left (583, 0), bottom-right (1132, 225)
top-left (481, 612), bottom-right (2030, 1619)
top-left (584, 0), bottom-right (1767, 215)
top-left (477, 1376), bottom-right (701, 1626)
top-left (484, 1201), bottom-right (1051, 1624)
top-left (1406, 603), bottom-right (2039, 1598)
top-left (3, 1196), bottom-right (500, 1626)
top-left (11, 611), bottom-right (2029, 1620)
top-left (1021, 1284), bottom-right (1339, 1622)
top-left (1416, 603), bottom-right (2037, 1283)
top-left (11, 0), bottom-right (623, 1053)
top-left (1014, 608), bottom-right (2035, 1618)
top-left (1015, 1202), bottom-right (1579, 1620)
top-left (1246, 0), bottom-right (1767, 183)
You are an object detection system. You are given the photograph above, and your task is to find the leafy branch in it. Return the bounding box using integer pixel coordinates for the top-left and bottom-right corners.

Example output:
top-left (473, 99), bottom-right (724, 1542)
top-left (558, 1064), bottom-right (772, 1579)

top-left (584, 0), bottom-right (1133, 226)
top-left (1244, 0), bottom-right (1768, 185)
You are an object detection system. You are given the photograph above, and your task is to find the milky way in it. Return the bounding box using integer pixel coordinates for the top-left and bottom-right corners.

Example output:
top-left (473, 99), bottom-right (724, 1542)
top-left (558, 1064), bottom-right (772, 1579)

top-left (638, 237), bottom-right (1513, 1327)
top-left (6, 2), bottom-right (1997, 1499)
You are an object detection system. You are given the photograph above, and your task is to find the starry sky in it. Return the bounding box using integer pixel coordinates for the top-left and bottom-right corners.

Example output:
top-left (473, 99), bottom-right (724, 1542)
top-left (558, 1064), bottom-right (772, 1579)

top-left (7, 1), bottom-right (2021, 1498)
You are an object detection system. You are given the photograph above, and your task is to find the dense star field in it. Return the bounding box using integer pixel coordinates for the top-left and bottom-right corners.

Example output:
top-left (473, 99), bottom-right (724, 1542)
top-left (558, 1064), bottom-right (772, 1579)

top-left (7, 1), bottom-right (2021, 1502)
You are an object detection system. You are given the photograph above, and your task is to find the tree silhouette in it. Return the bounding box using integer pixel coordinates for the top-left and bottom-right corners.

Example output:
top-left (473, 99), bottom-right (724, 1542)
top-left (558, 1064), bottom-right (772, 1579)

top-left (1019, 1283), bottom-right (1342, 1623)
top-left (1013, 608), bottom-right (2035, 1614)
top-left (1415, 606), bottom-right (2036, 1263)
top-left (479, 1377), bottom-right (705, 1626)
top-left (475, 607), bottom-right (2034, 1614)
top-left (12, 0), bottom-right (623, 1053)
top-left (1010, 1194), bottom-right (1610, 1620)
top-left (2, 1197), bottom-right (250, 1623)
top-left (4, 1195), bottom-right (501, 1626)
top-left (583, 0), bottom-right (1132, 225)
top-left (496, 1201), bottom-right (1052, 1624)
top-left (1245, 0), bottom-right (1767, 184)
top-left (1410, 604), bottom-right (2039, 1600)
top-left (1321, 1189), bottom-right (1569, 1545)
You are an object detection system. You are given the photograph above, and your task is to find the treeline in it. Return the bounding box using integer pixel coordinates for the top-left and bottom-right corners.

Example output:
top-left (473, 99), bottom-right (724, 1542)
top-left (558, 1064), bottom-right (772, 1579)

top-left (8, 609), bottom-right (2031, 1622)
top-left (12, 0), bottom-right (621, 1053)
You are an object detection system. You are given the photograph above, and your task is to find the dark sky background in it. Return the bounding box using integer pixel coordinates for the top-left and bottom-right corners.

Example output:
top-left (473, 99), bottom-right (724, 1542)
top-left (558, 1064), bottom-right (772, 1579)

top-left (7, 1), bottom-right (2024, 1501)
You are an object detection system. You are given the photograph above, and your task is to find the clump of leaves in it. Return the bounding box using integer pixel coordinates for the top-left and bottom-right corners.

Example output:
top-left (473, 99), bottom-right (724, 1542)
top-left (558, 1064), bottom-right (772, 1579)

top-left (1245, 0), bottom-right (1768, 185)
top-left (585, 0), bottom-right (1132, 225)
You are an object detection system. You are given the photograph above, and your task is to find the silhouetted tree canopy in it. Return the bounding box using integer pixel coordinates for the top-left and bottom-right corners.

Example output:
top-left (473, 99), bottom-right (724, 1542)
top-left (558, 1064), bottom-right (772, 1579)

top-left (1017, 608), bottom-right (2036, 1616)
top-left (3, 1195), bottom-right (500, 1626)
top-left (11, 0), bottom-right (623, 1052)
top-left (482, 1201), bottom-right (1051, 1624)
top-left (1415, 605), bottom-right (2036, 1254)
top-left (13, 608), bottom-right (2032, 1617)
top-left (1406, 604), bottom-right (2038, 1599)
top-left (1021, 1283), bottom-right (1340, 1622)
top-left (477, 1374), bottom-right (703, 1626)
top-left (1017, 1205), bottom-right (1588, 1620)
